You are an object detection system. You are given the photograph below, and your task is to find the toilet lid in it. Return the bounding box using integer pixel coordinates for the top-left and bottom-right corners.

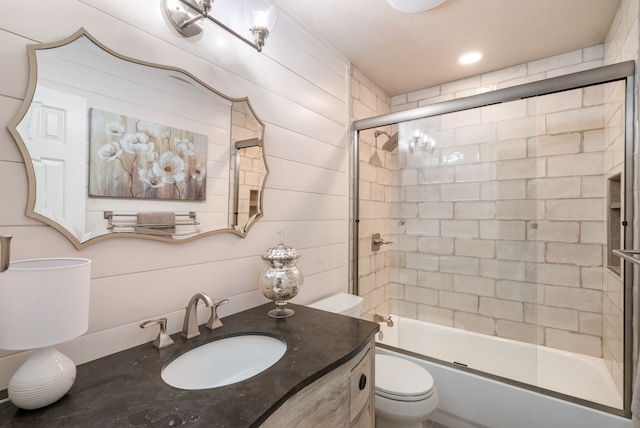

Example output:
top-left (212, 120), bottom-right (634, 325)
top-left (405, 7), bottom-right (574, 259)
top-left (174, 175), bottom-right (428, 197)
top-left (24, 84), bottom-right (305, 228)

top-left (375, 354), bottom-right (435, 402)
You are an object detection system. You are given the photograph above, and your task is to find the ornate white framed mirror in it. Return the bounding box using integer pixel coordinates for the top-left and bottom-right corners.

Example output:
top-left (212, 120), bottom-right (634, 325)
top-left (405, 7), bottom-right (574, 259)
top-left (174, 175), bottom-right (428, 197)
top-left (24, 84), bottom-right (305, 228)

top-left (8, 28), bottom-right (269, 249)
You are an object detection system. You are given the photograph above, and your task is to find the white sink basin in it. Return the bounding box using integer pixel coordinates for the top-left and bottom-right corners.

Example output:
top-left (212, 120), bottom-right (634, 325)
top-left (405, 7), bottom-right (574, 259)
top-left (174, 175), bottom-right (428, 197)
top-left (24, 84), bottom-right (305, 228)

top-left (161, 335), bottom-right (287, 390)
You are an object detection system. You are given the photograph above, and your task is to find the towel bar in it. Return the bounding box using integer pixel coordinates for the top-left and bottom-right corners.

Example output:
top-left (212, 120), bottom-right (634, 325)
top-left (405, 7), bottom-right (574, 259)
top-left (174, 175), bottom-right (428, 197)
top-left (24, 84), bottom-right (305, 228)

top-left (612, 249), bottom-right (640, 266)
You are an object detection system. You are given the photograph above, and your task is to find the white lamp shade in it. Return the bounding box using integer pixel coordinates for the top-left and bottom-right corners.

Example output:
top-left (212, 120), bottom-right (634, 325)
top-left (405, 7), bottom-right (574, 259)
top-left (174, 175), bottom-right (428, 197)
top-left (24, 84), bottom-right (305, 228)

top-left (0, 258), bottom-right (91, 350)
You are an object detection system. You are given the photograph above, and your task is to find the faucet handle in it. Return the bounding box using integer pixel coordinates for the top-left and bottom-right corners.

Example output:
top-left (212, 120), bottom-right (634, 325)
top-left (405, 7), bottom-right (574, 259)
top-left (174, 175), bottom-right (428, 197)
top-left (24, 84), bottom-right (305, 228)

top-left (374, 314), bottom-right (394, 327)
top-left (140, 318), bottom-right (174, 349)
top-left (206, 299), bottom-right (229, 330)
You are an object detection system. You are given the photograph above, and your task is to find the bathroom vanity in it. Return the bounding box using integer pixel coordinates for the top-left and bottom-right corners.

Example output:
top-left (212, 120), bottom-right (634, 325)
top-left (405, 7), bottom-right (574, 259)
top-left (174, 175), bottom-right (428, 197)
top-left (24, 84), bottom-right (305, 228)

top-left (0, 303), bottom-right (378, 427)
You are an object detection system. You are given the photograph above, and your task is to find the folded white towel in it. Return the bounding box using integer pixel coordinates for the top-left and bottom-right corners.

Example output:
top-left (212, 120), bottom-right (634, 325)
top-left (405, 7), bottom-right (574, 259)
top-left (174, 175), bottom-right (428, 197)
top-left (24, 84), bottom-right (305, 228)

top-left (136, 212), bottom-right (176, 236)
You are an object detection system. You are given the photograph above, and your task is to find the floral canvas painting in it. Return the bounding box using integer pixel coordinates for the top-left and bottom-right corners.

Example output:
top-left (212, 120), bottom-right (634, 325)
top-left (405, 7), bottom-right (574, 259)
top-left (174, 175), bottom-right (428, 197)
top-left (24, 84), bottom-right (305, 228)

top-left (89, 109), bottom-right (208, 201)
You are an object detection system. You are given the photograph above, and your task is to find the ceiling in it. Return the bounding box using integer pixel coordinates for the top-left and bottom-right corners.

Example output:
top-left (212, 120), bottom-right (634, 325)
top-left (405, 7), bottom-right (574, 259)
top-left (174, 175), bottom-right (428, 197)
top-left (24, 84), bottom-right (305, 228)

top-left (278, 0), bottom-right (622, 96)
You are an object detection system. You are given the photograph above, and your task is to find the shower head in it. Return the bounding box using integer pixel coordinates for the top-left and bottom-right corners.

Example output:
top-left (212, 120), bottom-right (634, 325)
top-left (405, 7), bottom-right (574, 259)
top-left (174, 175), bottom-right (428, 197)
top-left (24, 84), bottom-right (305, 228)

top-left (373, 129), bottom-right (399, 152)
top-left (382, 132), bottom-right (398, 152)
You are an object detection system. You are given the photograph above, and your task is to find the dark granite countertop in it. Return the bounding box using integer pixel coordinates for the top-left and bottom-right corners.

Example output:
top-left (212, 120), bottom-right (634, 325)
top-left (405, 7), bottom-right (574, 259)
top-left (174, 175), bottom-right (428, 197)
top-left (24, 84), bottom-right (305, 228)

top-left (0, 303), bottom-right (378, 428)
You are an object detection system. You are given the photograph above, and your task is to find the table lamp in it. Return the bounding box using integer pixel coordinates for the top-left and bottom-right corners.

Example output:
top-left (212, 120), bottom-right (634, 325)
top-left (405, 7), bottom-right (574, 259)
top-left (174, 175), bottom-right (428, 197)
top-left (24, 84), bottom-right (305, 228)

top-left (0, 237), bottom-right (91, 410)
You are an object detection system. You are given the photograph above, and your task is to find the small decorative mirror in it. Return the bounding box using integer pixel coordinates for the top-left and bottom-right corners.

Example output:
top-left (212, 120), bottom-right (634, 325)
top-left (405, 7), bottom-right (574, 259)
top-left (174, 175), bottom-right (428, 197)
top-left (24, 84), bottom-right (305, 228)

top-left (8, 29), bottom-right (269, 249)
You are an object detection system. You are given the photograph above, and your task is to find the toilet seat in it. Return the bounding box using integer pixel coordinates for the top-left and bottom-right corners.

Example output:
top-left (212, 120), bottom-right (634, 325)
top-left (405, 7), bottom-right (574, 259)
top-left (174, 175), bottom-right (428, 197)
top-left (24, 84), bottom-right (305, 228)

top-left (375, 354), bottom-right (435, 402)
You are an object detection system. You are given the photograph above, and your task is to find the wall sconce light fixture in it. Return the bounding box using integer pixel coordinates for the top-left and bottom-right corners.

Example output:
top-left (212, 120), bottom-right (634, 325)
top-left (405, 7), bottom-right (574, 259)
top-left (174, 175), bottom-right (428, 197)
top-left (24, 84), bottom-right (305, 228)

top-left (410, 129), bottom-right (436, 153)
top-left (164, 0), bottom-right (279, 52)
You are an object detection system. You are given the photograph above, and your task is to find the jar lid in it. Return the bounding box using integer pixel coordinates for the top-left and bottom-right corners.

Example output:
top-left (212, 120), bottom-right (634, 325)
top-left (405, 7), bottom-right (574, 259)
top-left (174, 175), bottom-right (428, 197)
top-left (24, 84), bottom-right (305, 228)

top-left (261, 231), bottom-right (301, 263)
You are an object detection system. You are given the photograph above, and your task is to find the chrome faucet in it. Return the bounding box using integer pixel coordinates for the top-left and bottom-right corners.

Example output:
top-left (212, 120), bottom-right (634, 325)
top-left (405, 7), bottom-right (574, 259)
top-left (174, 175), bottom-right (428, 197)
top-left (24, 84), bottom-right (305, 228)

top-left (206, 299), bottom-right (229, 330)
top-left (372, 233), bottom-right (393, 251)
top-left (374, 314), bottom-right (394, 327)
top-left (140, 318), bottom-right (174, 349)
top-left (182, 292), bottom-right (214, 339)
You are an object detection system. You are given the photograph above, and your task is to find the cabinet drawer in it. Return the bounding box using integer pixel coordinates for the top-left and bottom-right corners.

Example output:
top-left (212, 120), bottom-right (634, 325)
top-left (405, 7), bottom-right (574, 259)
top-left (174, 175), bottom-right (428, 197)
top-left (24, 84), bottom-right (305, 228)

top-left (349, 347), bottom-right (372, 423)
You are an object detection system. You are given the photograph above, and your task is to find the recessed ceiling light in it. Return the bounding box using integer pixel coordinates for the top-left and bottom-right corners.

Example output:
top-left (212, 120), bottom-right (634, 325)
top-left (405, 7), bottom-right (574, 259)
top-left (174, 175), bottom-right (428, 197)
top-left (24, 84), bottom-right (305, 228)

top-left (387, 0), bottom-right (446, 13)
top-left (458, 51), bottom-right (483, 65)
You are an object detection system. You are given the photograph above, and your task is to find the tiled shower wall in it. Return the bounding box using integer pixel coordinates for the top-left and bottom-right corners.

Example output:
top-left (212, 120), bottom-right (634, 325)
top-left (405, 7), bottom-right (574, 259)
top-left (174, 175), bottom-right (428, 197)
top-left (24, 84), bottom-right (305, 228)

top-left (349, 67), bottom-right (393, 318)
top-left (354, 43), bottom-right (623, 327)
top-left (389, 85), bottom-right (617, 361)
top-left (354, 46), bottom-right (614, 330)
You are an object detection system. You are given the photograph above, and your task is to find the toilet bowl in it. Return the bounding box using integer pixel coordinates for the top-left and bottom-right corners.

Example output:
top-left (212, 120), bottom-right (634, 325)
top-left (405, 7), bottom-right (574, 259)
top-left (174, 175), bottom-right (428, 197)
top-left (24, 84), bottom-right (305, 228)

top-left (374, 354), bottom-right (438, 428)
top-left (308, 293), bottom-right (439, 427)
top-left (307, 292), bottom-right (364, 318)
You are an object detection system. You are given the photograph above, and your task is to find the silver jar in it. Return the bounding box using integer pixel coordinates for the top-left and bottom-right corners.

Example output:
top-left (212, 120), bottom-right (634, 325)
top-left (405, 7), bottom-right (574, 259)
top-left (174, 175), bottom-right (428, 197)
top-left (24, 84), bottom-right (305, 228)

top-left (259, 231), bottom-right (303, 318)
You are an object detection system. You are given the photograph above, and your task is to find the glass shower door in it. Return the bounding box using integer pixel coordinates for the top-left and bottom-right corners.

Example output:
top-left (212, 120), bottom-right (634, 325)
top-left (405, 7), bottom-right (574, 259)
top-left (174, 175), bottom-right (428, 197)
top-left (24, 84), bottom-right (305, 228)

top-left (357, 78), bottom-right (628, 410)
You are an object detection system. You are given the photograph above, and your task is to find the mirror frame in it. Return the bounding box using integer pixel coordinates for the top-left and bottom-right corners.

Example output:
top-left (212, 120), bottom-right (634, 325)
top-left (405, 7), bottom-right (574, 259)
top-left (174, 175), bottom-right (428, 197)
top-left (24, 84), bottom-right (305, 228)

top-left (8, 28), bottom-right (269, 249)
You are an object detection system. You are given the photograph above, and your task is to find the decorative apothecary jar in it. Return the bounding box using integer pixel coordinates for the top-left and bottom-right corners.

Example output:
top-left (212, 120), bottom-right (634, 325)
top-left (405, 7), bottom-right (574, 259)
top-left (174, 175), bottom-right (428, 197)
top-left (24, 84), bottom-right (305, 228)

top-left (259, 231), bottom-right (304, 318)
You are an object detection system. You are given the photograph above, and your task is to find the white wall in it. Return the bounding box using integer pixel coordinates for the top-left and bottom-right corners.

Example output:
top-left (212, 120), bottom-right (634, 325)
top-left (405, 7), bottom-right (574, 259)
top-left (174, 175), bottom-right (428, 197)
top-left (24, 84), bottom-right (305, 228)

top-left (0, 0), bottom-right (351, 389)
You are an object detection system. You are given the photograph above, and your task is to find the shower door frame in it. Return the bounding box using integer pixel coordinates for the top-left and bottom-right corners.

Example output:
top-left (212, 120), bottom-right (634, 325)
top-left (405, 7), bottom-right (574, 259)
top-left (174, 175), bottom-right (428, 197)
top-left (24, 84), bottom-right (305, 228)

top-left (351, 60), bottom-right (636, 417)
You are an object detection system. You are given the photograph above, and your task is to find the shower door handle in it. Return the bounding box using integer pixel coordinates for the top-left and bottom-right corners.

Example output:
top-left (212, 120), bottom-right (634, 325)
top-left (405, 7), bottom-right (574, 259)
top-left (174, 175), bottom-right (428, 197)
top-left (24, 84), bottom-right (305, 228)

top-left (372, 233), bottom-right (393, 251)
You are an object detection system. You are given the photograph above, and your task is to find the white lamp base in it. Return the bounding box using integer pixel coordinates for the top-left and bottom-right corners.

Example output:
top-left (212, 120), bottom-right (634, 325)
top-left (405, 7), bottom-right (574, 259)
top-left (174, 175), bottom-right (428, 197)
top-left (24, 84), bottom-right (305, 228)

top-left (8, 346), bottom-right (77, 410)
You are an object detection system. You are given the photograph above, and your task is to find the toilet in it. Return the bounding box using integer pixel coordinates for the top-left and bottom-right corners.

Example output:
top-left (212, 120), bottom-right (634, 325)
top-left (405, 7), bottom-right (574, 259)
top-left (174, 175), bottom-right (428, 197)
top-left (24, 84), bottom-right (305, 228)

top-left (308, 293), bottom-right (439, 428)
top-left (308, 292), bottom-right (364, 317)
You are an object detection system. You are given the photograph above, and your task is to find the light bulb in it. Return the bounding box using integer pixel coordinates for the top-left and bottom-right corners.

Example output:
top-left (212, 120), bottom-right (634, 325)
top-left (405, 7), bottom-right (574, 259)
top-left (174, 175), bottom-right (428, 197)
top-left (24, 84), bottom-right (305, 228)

top-left (244, 0), bottom-right (279, 51)
top-left (253, 10), bottom-right (269, 28)
top-left (245, 0), bottom-right (279, 31)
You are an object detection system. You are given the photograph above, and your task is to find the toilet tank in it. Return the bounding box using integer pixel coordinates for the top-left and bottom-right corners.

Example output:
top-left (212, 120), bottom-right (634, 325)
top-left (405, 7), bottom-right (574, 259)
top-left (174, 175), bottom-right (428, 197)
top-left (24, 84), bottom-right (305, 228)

top-left (308, 293), bottom-right (363, 318)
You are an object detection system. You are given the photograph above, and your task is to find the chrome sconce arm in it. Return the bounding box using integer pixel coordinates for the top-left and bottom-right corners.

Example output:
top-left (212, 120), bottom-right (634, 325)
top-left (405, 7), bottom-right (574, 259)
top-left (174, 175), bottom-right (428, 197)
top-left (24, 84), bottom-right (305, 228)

top-left (164, 0), bottom-right (279, 52)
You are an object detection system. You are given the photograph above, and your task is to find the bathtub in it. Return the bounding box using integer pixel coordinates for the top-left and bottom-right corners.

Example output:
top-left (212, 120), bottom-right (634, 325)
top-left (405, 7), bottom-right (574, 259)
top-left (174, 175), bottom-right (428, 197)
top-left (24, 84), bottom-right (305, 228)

top-left (375, 315), bottom-right (629, 428)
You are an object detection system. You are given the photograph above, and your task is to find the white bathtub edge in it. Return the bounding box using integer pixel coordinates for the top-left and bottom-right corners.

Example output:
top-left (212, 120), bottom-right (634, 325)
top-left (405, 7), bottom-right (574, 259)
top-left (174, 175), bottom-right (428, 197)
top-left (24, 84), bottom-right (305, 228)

top-left (376, 347), bottom-right (630, 428)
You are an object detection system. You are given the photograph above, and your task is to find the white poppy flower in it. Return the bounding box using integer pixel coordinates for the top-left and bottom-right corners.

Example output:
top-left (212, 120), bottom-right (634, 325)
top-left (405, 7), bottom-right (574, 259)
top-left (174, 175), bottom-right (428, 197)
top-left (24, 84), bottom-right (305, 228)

top-left (152, 151), bottom-right (186, 183)
top-left (138, 168), bottom-right (165, 188)
top-left (105, 121), bottom-right (125, 138)
top-left (175, 138), bottom-right (195, 157)
top-left (191, 164), bottom-right (206, 182)
top-left (140, 150), bottom-right (159, 164)
top-left (137, 121), bottom-right (161, 136)
top-left (122, 132), bottom-right (155, 155)
top-left (97, 142), bottom-right (122, 161)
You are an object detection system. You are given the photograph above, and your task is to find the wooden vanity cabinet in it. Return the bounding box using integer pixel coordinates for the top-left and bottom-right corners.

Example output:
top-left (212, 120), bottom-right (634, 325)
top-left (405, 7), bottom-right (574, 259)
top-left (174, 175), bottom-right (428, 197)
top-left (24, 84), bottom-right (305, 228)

top-left (261, 338), bottom-right (375, 428)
